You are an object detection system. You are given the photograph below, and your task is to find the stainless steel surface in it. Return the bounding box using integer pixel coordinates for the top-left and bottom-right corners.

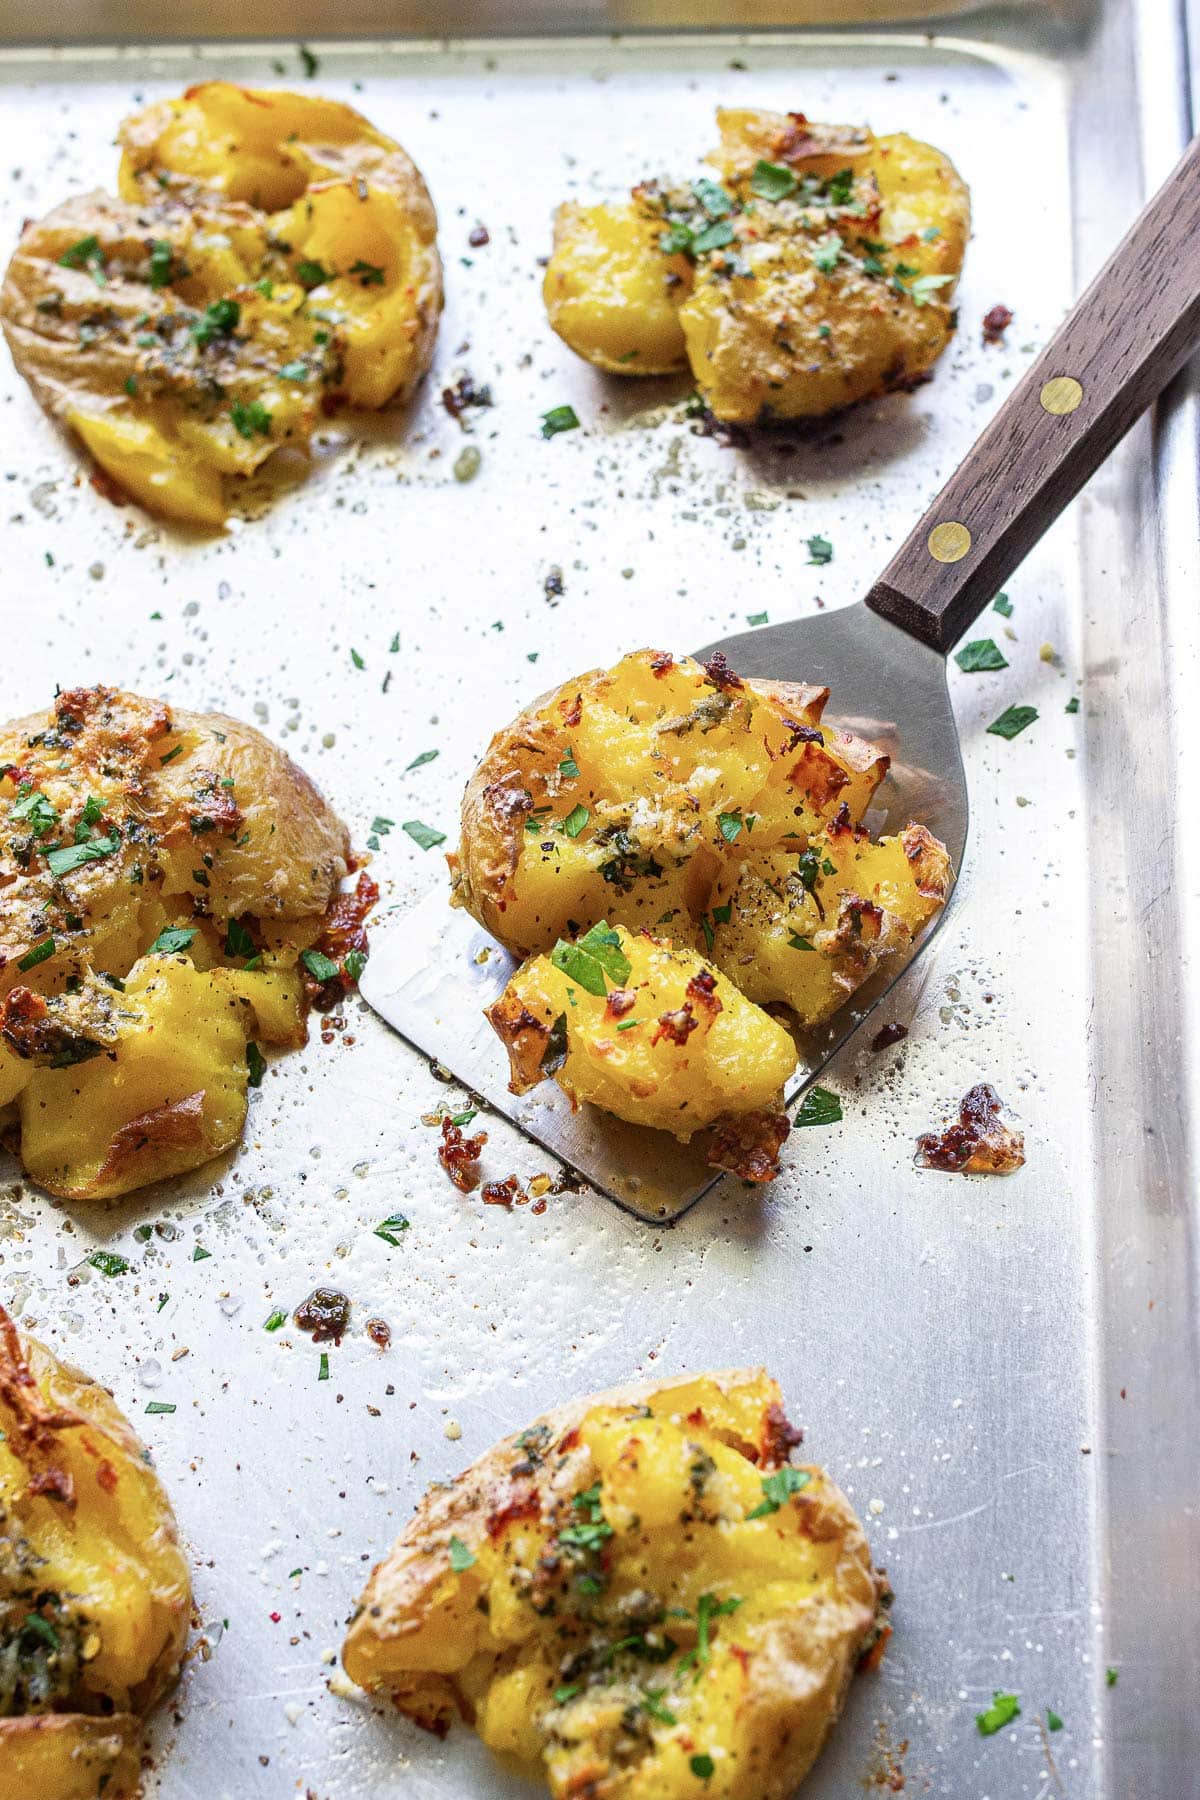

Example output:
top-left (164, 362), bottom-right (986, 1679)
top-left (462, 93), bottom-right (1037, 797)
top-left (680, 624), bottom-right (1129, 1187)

top-left (364, 611), bottom-right (964, 1220)
top-left (0, 8), bottom-right (1196, 1800)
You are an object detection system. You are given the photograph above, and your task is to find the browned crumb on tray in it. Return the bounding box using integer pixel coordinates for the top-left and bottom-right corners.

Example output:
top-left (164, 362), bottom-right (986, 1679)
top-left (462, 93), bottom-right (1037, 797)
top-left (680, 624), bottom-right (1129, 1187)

top-left (915, 1082), bottom-right (1024, 1174)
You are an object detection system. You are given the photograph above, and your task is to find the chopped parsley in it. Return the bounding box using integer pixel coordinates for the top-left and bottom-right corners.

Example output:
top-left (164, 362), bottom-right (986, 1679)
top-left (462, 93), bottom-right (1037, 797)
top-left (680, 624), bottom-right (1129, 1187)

top-left (58, 234), bottom-right (106, 282)
top-left (298, 43), bottom-right (319, 78)
top-left (246, 1042), bottom-right (266, 1088)
top-left (279, 360), bottom-right (308, 381)
top-left (145, 1401), bottom-right (176, 1415)
top-left (148, 240), bottom-right (175, 288)
top-left (192, 1245), bottom-right (212, 1262)
top-left (692, 176), bottom-right (734, 219)
top-left (561, 804), bottom-right (590, 839)
top-left (351, 648), bottom-right (365, 670)
top-left (448, 1536), bottom-right (476, 1572)
top-left (976, 1691), bottom-right (1021, 1735)
top-left (955, 638), bottom-right (1009, 674)
top-left (88, 1250), bottom-right (129, 1277)
top-left (264, 1308), bottom-right (287, 1332)
top-left (318, 1352), bottom-right (330, 1382)
top-left (301, 948), bottom-right (340, 982)
top-left (558, 747), bottom-right (580, 779)
top-left (747, 1466), bottom-right (811, 1519)
top-left (373, 1214), bottom-right (410, 1248)
top-left (746, 610), bottom-right (768, 626)
top-left (690, 1754), bottom-right (716, 1780)
top-left (1106, 1667), bottom-right (1118, 1687)
top-left (407, 749), bottom-right (439, 770)
top-left (550, 921), bottom-right (631, 997)
top-left (794, 1085), bottom-right (843, 1128)
top-left (402, 820), bottom-right (447, 851)
top-left (17, 937), bottom-right (56, 972)
top-left (908, 272), bottom-right (956, 306)
top-left (810, 233), bottom-right (843, 274)
top-left (344, 948), bottom-right (367, 982)
top-left (692, 219), bottom-right (735, 254)
top-left (717, 809), bottom-right (753, 843)
top-left (225, 917), bottom-right (255, 958)
top-left (541, 404), bottom-right (580, 439)
top-left (641, 1688), bottom-right (677, 1727)
top-left (992, 591), bottom-right (1013, 617)
top-left (806, 534), bottom-right (833, 565)
top-left (750, 159), bottom-right (797, 201)
top-left (1065, 696), bottom-right (1080, 714)
top-left (1047, 1709), bottom-right (1064, 1731)
top-left (787, 932), bottom-right (815, 951)
top-left (295, 259), bottom-right (333, 290)
top-left (46, 832), bottom-right (120, 878)
top-left (191, 297), bottom-right (240, 348)
top-left (349, 259), bottom-right (386, 285)
top-left (230, 399), bottom-right (272, 439)
top-left (554, 1683), bottom-right (582, 1705)
top-left (987, 704), bottom-right (1038, 741)
top-left (11, 790), bottom-right (58, 838)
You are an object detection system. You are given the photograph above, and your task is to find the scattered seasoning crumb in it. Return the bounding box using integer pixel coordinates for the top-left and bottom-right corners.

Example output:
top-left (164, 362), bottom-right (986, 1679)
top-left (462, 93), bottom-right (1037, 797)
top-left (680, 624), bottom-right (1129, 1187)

top-left (916, 1083), bottom-right (1025, 1174)
top-left (294, 1288), bottom-right (352, 1344)
top-left (437, 1115), bottom-right (487, 1192)
top-left (981, 303), bottom-right (1013, 344)
top-left (441, 371), bottom-right (493, 425)
top-left (366, 1318), bottom-right (392, 1350)
top-left (467, 223), bottom-right (490, 248)
top-left (870, 1021), bottom-right (908, 1053)
top-left (1039, 642), bottom-right (1056, 662)
top-left (444, 1418), bottom-right (462, 1441)
top-left (544, 566), bottom-right (565, 601)
top-left (453, 445), bottom-right (482, 482)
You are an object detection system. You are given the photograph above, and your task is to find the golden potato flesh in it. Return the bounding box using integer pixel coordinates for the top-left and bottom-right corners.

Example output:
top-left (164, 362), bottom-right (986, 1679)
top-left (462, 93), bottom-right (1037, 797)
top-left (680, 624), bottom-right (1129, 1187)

top-left (544, 107), bottom-right (969, 421)
top-left (343, 1369), bottom-right (886, 1800)
top-left (451, 649), bottom-right (947, 1037)
top-left (0, 82), bottom-right (443, 525)
top-left (0, 1306), bottom-right (191, 1799)
top-left (0, 684), bottom-right (361, 1200)
top-left (488, 922), bottom-right (796, 1178)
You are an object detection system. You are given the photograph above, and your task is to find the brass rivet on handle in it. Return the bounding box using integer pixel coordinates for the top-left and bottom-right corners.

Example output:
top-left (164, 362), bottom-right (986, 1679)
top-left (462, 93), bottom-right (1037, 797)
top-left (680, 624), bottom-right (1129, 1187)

top-left (927, 521), bottom-right (972, 564)
top-left (1040, 375), bottom-right (1084, 415)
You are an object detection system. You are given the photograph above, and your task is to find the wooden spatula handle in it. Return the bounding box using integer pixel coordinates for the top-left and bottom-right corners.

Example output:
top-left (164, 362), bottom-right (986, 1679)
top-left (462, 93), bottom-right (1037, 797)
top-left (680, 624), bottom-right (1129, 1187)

top-left (866, 132), bottom-right (1200, 653)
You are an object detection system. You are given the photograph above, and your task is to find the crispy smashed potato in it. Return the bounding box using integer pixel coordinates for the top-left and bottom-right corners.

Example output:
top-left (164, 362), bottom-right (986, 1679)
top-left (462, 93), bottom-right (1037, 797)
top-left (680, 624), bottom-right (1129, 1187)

top-left (544, 107), bottom-right (969, 421)
top-left (344, 1369), bottom-right (886, 1799)
top-left (0, 1307), bottom-right (190, 1799)
top-left (0, 82), bottom-right (442, 525)
top-left (451, 649), bottom-right (950, 1039)
top-left (0, 684), bottom-right (363, 1200)
top-left (488, 922), bottom-right (796, 1180)
top-left (915, 1082), bottom-right (1025, 1174)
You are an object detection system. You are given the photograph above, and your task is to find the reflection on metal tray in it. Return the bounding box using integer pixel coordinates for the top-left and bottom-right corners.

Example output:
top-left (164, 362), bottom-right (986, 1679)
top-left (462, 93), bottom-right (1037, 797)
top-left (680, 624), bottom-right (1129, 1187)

top-left (0, 3), bottom-right (1196, 1799)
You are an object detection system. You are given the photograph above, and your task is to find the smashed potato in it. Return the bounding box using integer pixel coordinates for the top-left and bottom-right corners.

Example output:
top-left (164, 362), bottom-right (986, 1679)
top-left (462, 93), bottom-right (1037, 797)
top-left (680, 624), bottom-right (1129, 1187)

top-left (0, 684), bottom-right (364, 1200)
top-left (488, 922), bottom-right (796, 1181)
top-left (451, 649), bottom-right (950, 1036)
top-left (545, 108), bottom-right (968, 421)
top-left (1, 83), bottom-right (442, 524)
top-left (0, 1307), bottom-right (190, 1799)
top-left (344, 1369), bottom-right (886, 1799)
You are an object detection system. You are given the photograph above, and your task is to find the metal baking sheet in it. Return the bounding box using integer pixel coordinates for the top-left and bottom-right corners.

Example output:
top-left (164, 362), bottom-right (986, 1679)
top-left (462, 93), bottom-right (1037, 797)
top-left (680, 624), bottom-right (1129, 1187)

top-left (0, 4), bottom-right (1197, 1798)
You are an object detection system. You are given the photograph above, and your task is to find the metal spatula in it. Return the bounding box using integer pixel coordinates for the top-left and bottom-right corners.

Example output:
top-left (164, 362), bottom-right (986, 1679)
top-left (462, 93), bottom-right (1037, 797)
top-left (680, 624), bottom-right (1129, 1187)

top-left (362, 133), bottom-right (1200, 1222)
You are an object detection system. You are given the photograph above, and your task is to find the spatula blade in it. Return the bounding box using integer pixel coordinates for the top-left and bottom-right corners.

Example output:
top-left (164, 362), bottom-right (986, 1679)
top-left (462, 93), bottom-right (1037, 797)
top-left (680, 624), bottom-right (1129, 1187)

top-left (358, 893), bottom-right (719, 1221)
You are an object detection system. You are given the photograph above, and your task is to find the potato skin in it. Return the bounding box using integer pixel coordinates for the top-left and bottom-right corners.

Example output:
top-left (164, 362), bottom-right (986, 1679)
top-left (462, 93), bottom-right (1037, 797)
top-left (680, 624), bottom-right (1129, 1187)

top-left (452, 649), bottom-right (946, 1037)
top-left (488, 923), bottom-right (796, 1169)
top-left (0, 1308), bottom-right (191, 1799)
top-left (343, 1368), bottom-right (885, 1800)
top-left (0, 684), bottom-right (356, 1198)
top-left (1, 83), bottom-right (442, 525)
top-left (544, 107), bottom-right (969, 421)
